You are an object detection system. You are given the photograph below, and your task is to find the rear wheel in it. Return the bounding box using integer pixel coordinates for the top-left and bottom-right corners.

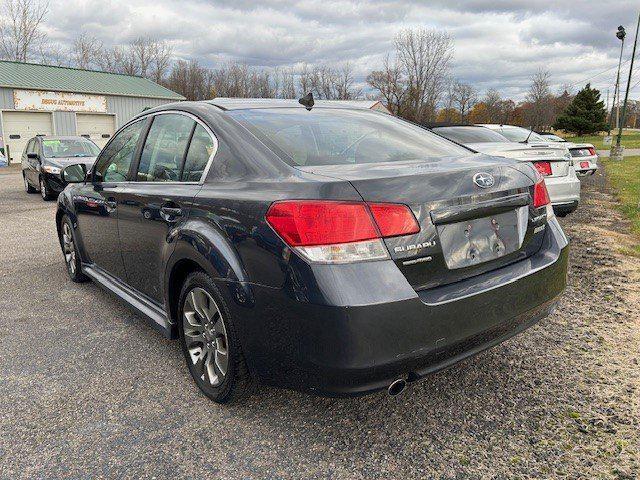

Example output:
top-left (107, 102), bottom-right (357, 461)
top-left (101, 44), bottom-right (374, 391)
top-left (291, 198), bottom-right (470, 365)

top-left (24, 174), bottom-right (36, 193)
top-left (60, 216), bottom-right (88, 283)
top-left (40, 176), bottom-right (54, 201)
top-left (178, 271), bottom-right (253, 403)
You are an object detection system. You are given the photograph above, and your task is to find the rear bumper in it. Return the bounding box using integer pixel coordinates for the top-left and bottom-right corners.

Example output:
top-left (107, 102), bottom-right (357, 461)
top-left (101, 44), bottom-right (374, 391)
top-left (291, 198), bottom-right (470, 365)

top-left (546, 173), bottom-right (581, 206)
top-left (573, 156), bottom-right (598, 176)
top-left (230, 219), bottom-right (570, 397)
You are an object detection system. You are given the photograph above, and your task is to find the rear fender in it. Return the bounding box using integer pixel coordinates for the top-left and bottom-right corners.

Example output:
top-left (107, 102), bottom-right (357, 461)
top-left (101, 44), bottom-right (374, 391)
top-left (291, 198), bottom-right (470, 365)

top-left (163, 218), bottom-right (255, 327)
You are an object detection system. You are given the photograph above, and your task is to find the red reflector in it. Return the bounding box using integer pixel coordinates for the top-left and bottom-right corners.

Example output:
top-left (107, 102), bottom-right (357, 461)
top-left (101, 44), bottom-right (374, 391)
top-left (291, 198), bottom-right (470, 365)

top-left (534, 161), bottom-right (552, 176)
top-left (587, 147), bottom-right (596, 156)
top-left (580, 161), bottom-right (590, 169)
top-left (367, 203), bottom-right (420, 238)
top-left (533, 178), bottom-right (551, 208)
top-left (265, 201), bottom-right (378, 246)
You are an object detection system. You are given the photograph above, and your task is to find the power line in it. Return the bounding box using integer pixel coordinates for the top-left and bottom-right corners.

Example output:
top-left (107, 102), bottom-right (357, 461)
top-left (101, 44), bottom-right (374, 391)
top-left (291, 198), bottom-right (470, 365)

top-left (567, 58), bottom-right (631, 87)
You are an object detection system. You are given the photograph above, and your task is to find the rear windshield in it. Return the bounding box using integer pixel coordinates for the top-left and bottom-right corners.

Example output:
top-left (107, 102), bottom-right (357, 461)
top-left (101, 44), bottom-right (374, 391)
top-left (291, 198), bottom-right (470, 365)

top-left (43, 139), bottom-right (100, 158)
top-left (499, 127), bottom-right (548, 143)
top-left (228, 108), bottom-right (470, 166)
top-left (432, 126), bottom-right (510, 144)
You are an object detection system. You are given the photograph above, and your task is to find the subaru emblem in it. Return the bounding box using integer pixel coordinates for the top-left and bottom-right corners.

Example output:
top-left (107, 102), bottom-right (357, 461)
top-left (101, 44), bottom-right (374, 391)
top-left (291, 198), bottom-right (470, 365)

top-left (473, 172), bottom-right (494, 188)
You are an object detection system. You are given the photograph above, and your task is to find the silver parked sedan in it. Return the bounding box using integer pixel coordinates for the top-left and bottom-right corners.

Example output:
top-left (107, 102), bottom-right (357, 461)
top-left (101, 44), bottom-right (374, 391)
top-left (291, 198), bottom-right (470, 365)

top-left (434, 125), bottom-right (581, 216)
top-left (538, 133), bottom-right (598, 176)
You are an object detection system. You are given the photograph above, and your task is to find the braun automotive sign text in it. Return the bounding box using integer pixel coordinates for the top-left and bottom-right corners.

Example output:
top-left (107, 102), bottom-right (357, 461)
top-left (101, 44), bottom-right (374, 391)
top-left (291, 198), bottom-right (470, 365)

top-left (13, 90), bottom-right (107, 113)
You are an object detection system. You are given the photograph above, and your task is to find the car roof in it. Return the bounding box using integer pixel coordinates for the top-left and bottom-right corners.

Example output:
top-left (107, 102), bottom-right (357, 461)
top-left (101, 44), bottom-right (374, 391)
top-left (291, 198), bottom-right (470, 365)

top-left (207, 98), bottom-right (381, 111)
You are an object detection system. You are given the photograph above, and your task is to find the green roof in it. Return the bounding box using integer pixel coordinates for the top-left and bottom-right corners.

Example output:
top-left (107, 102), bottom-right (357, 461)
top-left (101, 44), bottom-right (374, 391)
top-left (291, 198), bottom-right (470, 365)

top-left (0, 60), bottom-right (185, 100)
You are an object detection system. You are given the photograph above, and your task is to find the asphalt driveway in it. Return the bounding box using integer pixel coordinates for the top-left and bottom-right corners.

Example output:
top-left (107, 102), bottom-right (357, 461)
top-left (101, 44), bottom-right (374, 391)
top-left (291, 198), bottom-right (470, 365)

top-left (0, 168), bottom-right (638, 479)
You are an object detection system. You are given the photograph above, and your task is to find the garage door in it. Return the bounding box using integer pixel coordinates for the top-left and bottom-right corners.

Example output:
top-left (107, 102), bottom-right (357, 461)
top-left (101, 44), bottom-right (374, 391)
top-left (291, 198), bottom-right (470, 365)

top-left (2, 111), bottom-right (53, 163)
top-left (76, 114), bottom-right (116, 150)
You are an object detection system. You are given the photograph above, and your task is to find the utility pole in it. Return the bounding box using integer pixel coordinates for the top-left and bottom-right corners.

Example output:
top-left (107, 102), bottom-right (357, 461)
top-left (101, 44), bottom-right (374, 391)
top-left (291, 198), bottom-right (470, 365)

top-left (612, 12), bottom-right (640, 161)
top-left (608, 26), bottom-right (626, 136)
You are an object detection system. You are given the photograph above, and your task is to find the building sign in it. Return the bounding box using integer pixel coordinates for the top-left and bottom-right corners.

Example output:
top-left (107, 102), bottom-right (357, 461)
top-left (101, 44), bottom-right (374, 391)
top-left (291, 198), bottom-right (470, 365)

top-left (13, 90), bottom-right (107, 113)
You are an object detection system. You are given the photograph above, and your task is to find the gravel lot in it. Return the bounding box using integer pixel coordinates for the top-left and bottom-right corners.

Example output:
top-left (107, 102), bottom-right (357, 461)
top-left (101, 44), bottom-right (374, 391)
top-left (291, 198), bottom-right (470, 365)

top-left (0, 167), bottom-right (638, 479)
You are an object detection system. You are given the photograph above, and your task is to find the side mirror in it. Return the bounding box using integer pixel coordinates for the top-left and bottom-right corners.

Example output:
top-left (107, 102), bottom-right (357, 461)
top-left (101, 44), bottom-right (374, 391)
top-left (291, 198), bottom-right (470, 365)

top-left (27, 152), bottom-right (38, 159)
top-left (61, 164), bottom-right (87, 183)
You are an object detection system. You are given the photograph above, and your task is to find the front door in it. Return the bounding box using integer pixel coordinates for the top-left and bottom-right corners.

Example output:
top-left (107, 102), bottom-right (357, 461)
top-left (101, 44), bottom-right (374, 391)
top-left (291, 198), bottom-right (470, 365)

top-left (75, 119), bottom-right (146, 281)
top-left (117, 113), bottom-right (205, 304)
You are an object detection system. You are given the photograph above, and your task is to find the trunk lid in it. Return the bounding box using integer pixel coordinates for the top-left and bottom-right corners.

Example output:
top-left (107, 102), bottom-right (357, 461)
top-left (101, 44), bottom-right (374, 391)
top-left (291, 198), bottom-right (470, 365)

top-left (298, 154), bottom-right (548, 291)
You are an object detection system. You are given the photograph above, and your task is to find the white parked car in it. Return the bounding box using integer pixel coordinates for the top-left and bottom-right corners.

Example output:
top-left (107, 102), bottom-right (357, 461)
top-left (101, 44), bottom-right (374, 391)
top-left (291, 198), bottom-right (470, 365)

top-left (538, 133), bottom-right (598, 176)
top-left (432, 125), bottom-right (581, 216)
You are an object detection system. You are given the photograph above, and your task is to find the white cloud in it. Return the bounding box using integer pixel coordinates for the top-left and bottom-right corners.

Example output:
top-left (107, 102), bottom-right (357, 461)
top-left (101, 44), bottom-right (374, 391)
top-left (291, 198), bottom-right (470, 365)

top-left (42, 0), bottom-right (639, 100)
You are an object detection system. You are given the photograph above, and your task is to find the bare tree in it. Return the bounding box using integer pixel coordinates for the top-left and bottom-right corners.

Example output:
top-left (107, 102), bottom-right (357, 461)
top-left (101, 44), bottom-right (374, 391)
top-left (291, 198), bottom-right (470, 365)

top-left (72, 33), bottom-right (102, 70)
top-left (394, 28), bottom-right (453, 123)
top-left (451, 81), bottom-right (477, 122)
top-left (334, 63), bottom-right (361, 100)
top-left (165, 59), bottom-right (211, 100)
top-left (525, 69), bottom-right (554, 129)
top-left (0, 0), bottom-right (48, 62)
top-left (366, 55), bottom-right (407, 116)
top-left (483, 88), bottom-right (502, 123)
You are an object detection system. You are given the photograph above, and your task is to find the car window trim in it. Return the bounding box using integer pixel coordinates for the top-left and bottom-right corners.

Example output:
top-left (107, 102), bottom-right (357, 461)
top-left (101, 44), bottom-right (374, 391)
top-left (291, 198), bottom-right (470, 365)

top-left (96, 110), bottom-right (219, 187)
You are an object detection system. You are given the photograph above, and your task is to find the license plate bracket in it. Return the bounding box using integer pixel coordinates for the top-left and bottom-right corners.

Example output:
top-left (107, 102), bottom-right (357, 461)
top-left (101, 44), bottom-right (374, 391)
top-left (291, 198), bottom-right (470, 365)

top-left (436, 208), bottom-right (527, 270)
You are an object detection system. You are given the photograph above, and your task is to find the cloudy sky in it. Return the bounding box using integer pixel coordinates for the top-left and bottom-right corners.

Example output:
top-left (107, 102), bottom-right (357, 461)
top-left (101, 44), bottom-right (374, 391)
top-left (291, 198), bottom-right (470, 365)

top-left (44, 0), bottom-right (639, 102)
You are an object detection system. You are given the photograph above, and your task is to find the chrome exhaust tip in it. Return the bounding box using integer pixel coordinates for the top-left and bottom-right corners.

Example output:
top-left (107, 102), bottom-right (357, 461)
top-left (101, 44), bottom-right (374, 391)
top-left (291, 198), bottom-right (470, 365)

top-left (388, 378), bottom-right (407, 397)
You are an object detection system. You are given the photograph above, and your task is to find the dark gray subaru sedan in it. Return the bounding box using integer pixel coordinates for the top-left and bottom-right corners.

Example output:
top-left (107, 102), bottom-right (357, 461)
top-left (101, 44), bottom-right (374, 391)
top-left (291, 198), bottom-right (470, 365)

top-left (56, 98), bottom-right (569, 403)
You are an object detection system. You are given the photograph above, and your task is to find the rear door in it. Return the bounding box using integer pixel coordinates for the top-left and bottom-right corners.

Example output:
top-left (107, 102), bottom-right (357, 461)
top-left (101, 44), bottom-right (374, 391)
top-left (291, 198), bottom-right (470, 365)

top-left (117, 112), bottom-right (215, 304)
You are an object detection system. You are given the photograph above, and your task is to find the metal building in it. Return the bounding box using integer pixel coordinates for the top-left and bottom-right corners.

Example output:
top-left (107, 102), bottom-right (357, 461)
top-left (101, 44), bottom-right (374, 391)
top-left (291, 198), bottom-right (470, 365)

top-left (0, 60), bottom-right (185, 163)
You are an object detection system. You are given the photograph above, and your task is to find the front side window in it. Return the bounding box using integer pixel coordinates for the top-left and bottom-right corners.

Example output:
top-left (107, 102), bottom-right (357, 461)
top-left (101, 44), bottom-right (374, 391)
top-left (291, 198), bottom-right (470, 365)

top-left (182, 124), bottom-right (215, 181)
top-left (137, 114), bottom-right (194, 182)
top-left (94, 120), bottom-right (144, 182)
top-left (229, 108), bottom-right (470, 167)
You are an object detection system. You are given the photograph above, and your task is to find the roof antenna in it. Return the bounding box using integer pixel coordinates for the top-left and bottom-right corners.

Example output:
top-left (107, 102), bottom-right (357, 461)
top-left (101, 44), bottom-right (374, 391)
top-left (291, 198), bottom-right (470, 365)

top-left (298, 92), bottom-right (314, 111)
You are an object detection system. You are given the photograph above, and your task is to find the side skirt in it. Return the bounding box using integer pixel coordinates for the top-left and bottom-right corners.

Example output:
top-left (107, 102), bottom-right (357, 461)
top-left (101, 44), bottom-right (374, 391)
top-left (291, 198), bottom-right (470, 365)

top-left (82, 264), bottom-right (175, 339)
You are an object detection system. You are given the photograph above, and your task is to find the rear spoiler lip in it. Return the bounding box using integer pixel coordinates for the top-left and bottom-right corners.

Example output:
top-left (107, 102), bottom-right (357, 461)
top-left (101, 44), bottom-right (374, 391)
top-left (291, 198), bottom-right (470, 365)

top-left (430, 193), bottom-right (531, 226)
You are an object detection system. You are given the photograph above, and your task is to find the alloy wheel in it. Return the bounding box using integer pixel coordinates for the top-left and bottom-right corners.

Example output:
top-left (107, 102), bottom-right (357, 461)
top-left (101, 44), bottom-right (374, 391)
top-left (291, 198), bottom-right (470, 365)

top-left (183, 287), bottom-right (229, 387)
top-left (62, 222), bottom-right (76, 275)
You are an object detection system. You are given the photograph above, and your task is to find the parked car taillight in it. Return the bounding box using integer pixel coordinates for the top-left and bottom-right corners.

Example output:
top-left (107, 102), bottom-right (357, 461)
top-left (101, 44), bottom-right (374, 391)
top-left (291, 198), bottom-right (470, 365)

top-left (533, 177), bottom-right (551, 208)
top-left (534, 161), bottom-right (552, 176)
top-left (266, 200), bottom-right (419, 263)
top-left (587, 147), bottom-right (596, 156)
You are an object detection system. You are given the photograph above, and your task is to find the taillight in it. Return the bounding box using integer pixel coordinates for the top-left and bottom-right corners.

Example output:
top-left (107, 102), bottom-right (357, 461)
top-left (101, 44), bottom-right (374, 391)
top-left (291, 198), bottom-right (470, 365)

top-left (533, 177), bottom-right (551, 208)
top-left (580, 161), bottom-right (590, 169)
top-left (368, 203), bottom-right (420, 237)
top-left (266, 200), bottom-right (419, 263)
top-left (534, 161), bottom-right (552, 176)
top-left (587, 147), bottom-right (596, 156)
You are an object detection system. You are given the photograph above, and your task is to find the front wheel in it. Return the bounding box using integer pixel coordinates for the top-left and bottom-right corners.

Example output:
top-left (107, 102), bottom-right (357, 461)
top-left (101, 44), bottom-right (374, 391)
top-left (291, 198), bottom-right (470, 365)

top-left (178, 271), bottom-right (253, 403)
top-left (40, 176), bottom-right (54, 201)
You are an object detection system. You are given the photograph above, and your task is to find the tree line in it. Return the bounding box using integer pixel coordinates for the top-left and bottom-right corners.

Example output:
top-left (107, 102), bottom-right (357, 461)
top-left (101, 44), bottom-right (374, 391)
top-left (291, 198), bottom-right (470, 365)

top-left (1, 0), bottom-right (637, 134)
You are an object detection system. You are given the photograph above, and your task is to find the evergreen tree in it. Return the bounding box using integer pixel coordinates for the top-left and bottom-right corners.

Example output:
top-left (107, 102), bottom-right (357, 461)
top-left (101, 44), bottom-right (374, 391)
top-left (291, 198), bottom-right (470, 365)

top-left (553, 84), bottom-right (607, 135)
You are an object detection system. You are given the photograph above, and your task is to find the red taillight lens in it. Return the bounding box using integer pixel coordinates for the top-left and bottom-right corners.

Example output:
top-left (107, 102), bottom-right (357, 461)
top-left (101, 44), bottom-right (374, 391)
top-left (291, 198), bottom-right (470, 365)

top-left (265, 201), bottom-right (378, 246)
top-left (587, 147), bottom-right (596, 156)
top-left (367, 203), bottom-right (420, 238)
top-left (534, 161), bottom-right (552, 176)
top-left (533, 178), bottom-right (551, 208)
top-left (580, 161), bottom-right (590, 169)
top-left (266, 200), bottom-right (420, 248)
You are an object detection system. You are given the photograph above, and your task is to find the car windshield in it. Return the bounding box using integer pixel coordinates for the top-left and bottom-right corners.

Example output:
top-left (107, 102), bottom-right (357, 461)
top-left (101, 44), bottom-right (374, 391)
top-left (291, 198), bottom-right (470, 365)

top-left (228, 108), bottom-right (470, 166)
top-left (42, 139), bottom-right (100, 158)
top-left (432, 126), bottom-right (511, 144)
top-left (499, 127), bottom-right (548, 143)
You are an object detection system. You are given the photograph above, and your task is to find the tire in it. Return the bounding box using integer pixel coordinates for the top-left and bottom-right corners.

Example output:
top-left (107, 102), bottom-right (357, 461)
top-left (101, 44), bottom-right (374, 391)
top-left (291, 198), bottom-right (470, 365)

top-left (24, 173), bottom-right (36, 193)
top-left (178, 271), bottom-right (254, 404)
top-left (60, 215), bottom-right (88, 283)
top-left (40, 176), bottom-right (54, 201)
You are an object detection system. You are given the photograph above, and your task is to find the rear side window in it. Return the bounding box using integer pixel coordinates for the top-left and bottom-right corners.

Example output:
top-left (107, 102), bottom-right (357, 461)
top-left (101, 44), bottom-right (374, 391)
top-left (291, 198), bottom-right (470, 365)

top-left (137, 114), bottom-right (194, 182)
top-left (95, 120), bottom-right (144, 182)
top-left (182, 124), bottom-right (214, 181)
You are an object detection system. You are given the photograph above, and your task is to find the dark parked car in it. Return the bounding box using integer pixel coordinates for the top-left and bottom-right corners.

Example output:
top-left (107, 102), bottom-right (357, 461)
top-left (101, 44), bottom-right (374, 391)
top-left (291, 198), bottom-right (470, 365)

top-left (56, 99), bottom-right (569, 403)
top-left (22, 136), bottom-right (101, 200)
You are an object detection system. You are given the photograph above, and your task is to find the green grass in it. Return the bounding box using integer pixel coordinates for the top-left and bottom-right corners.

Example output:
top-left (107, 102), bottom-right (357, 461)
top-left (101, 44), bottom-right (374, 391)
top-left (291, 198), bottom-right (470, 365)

top-left (602, 155), bottom-right (640, 254)
top-left (563, 130), bottom-right (640, 149)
